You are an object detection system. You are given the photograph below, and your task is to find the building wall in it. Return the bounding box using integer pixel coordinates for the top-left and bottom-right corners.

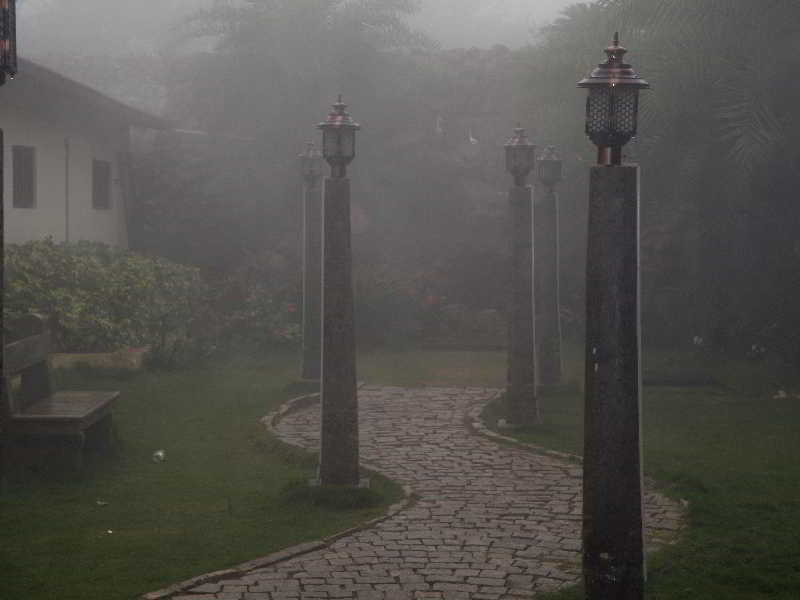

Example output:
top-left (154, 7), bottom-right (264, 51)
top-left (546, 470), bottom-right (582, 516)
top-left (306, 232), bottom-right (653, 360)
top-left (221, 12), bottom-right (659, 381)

top-left (1, 102), bottom-right (129, 248)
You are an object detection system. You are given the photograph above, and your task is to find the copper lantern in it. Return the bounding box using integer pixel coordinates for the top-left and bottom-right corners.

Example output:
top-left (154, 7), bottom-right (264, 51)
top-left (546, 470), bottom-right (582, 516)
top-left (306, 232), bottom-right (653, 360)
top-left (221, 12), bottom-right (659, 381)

top-left (0, 0), bottom-right (16, 86)
top-left (504, 127), bottom-right (536, 187)
top-left (318, 96), bottom-right (360, 178)
top-left (578, 33), bottom-right (649, 166)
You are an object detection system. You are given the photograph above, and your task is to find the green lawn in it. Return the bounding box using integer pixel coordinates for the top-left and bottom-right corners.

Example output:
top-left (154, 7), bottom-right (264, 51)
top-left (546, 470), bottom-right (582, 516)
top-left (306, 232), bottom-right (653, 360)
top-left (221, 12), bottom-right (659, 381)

top-left (0, 354), bottom-right (402, 600)
top-left (2, 347), bottom-right (798, 599)
top-left (358, 348), bottom-right (507, 388)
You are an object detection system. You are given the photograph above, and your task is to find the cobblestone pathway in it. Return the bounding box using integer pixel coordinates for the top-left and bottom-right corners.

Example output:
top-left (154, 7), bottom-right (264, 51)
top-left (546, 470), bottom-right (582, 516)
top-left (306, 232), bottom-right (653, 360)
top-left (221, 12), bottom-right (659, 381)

top-left (173, 385), bottom-right (683, 600)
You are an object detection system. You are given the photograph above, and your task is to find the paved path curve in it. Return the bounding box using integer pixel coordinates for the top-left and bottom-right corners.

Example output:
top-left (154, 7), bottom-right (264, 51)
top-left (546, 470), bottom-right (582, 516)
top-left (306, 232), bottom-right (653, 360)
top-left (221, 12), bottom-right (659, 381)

top-left (175, 385), bottom-right (683, 600)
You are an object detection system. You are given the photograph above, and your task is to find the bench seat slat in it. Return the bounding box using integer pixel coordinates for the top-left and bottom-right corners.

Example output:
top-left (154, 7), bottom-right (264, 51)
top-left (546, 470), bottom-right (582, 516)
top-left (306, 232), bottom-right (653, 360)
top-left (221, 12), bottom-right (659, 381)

top-left (13, 391), bottom-right (119, 422)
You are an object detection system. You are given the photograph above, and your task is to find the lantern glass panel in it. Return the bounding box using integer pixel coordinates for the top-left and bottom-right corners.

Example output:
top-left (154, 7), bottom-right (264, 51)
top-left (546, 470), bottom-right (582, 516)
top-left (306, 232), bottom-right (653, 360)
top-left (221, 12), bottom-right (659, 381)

top-left (537, 160), bottom-right (562, 185)
top-left (322, 129), bottom-right (340, 160)
top-left (611, 86), bottom-right (639, 138)
top-left (585, 87), bottom-right (611, 137)
top-left (340, 128), bottom-right (356, 160)
top-left (505, 145), bottom-right (535, 176)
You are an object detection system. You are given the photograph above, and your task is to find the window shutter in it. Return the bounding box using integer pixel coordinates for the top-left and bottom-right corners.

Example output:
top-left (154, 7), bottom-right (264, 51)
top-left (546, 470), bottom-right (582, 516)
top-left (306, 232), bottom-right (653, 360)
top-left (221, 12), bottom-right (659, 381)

top-left (12, 145), bottom-right (35, 208)
top-left (92, 159), bottom-right (111, 209)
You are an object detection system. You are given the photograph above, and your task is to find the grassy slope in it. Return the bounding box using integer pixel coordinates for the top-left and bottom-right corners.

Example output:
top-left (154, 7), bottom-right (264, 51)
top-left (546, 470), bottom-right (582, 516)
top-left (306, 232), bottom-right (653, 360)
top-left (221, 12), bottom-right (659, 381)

top-left (0, 355), bottom-right (401, 600)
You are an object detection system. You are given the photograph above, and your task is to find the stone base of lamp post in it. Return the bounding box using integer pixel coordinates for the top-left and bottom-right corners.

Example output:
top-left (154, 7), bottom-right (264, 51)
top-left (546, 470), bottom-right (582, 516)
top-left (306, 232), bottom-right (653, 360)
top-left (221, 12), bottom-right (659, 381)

top-left (534, 181), bottom-right (562, 391)
top-left (319, 176), bottom-right (360, 488)
top-left (505, 184), bottom-right (539, 427)
top-left (583, 165), bottom-right (644, 599)
top-left (301, 178), bottom-right (323, 381)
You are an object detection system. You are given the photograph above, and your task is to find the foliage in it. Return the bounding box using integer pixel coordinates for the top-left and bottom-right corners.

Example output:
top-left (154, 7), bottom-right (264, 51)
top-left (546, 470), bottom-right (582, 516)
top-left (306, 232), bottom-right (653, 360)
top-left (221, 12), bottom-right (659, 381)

top-left (40, 0), bottom-right (800, 367)
top-left (4, 239), bottom-right (204, 360)
top-left (133, 4), bottom-right (520, 342)
top-left (514, 0), bottom-right (800, 365)
top-left (4, 240), bottom-right (304, 365)
top-left (204, 249), bottom-right (303, 352)
top-left (353, 256), bottom-right (424, 345)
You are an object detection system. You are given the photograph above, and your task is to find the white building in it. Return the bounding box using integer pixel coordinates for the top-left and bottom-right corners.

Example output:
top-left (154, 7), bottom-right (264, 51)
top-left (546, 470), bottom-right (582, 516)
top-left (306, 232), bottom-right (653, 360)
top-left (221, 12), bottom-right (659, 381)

top-left (1, 59), bottom-right (167, 248)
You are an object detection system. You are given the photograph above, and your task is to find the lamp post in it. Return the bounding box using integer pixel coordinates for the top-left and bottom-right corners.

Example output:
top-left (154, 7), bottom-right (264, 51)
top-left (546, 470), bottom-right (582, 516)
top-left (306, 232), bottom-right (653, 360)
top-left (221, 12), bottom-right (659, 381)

top-left (578, 33), bottom-right (649, 600)
top-left (299, 142), bottom-right (324, 381)
top-left (504, 127), bottom-right (539, 426)
top-left (534, 146), bottom-right (563, 390)
top-left (0, 1), bottom-right (17, 452)
top-left (0, 0), bottom-right (15, 87)
top-left (317, 96), bottom-right (362, 487)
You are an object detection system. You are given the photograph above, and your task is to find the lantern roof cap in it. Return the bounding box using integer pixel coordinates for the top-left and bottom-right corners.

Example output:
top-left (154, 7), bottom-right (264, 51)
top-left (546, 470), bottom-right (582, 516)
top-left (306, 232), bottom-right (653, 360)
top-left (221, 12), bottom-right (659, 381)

top-left (505, 125), bottom-right (534, 148)
top-left (318, 95), bottom-right (361, 130)
top-left (578, 33), bottom-right (649, 89)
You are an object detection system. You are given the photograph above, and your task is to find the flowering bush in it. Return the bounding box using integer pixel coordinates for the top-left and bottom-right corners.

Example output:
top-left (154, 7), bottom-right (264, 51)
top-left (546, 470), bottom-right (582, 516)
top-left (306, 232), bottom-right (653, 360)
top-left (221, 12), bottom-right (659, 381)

top-left (199, 250), bottom-right (302, 352)
top-left (5, 239), bottom-right (205, 360)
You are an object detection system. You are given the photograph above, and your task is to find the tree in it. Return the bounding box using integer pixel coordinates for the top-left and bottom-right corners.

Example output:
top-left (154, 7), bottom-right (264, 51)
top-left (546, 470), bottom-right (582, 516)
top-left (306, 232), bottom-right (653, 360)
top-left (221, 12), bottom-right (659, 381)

top-left (514, 0), bottom-right (800, 364)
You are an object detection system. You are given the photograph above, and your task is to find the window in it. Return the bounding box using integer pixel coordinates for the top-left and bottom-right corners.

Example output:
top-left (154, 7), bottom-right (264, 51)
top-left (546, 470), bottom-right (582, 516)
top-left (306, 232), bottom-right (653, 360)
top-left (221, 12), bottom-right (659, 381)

top-left (12, 145), bottom-right (36, 208)
top-left (92, 159), bottom-right (111, 209)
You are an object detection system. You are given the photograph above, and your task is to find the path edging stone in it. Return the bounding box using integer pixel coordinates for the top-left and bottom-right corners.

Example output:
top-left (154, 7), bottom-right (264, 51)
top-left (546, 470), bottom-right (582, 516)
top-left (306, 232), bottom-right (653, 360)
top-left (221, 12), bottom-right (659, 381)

top-left (140, 390), bottom-right (415, 600)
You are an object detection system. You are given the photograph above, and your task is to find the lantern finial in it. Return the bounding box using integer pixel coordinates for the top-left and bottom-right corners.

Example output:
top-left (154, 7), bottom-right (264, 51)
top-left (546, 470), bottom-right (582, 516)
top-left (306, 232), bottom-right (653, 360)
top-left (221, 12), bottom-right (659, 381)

top-left (603, 32), bottom-right (628, 67)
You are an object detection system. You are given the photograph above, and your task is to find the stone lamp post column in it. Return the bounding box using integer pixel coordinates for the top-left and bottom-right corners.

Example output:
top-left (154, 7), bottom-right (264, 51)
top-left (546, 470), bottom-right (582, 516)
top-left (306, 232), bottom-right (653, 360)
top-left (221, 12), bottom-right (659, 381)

top-left (577, 33), bottom-right (650, 600)
top-left (299, 142), bottom-right (324, 381)
top-left (534, 146), bottom-right (563, 390)
top-left (0, 1), bottom-right (18, 460)
top-left (504, 127), bottom-right (540, 426)
top-left (317, 97), bottom-right (362, 487)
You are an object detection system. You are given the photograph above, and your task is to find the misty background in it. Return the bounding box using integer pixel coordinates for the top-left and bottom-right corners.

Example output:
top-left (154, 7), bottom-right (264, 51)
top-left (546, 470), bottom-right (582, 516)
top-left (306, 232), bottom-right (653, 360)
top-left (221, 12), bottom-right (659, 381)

top-left (10, 0), bottom-right (800, 366)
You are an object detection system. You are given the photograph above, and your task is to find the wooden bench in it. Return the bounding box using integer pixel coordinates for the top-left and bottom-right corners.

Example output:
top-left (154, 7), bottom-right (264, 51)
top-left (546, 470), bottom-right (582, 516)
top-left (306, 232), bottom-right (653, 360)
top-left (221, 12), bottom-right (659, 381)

top-left (2, 315), bottom-right (119, 473)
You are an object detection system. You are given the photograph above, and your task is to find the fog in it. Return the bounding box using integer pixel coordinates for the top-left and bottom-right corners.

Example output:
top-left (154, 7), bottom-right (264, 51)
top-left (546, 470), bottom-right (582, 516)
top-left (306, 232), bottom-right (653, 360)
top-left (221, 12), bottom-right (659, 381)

top-left (20, 0), bottom-right (575, 62)
top-left (411, 0), bottom-right (576, 48)
top-left (3, 1), bottom-right (800, 599)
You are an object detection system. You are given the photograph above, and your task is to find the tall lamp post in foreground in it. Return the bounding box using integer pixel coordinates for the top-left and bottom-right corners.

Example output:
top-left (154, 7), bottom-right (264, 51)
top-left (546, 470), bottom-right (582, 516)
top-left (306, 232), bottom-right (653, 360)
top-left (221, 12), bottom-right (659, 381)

top-left (299, 142), bottom-right (324, 381)
top-left (504, 127), bottom-right (539, 426)
top-left (317, 97), bottom-right (362, 487)
top-left (534, 146), bottom-right (563, 390)
top-left (1, 0), bottom-right (17, 427)
top-left (578, 33), bottom-right (649, 599)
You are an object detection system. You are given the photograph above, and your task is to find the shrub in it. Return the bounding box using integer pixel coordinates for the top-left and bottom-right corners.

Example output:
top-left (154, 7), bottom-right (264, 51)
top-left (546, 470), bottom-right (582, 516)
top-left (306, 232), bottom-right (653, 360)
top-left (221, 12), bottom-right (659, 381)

top-left (353, 260), bottom-right (423, 346)
top-left (201, 250), bottom-right (302, 352)
top-left (4, 239), bottom-right (205, 360)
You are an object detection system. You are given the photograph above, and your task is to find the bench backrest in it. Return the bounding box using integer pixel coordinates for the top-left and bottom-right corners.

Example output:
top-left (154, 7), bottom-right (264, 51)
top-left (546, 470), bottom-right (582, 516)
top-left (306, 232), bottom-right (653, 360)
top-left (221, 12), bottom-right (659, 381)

top-left (3, 315), bottom-right (53, 418)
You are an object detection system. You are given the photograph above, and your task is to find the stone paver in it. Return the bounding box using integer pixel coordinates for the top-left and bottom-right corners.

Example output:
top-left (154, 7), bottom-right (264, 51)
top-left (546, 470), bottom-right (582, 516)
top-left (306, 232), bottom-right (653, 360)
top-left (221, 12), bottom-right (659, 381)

top-left (175, 385), bottom-right (683, 599)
